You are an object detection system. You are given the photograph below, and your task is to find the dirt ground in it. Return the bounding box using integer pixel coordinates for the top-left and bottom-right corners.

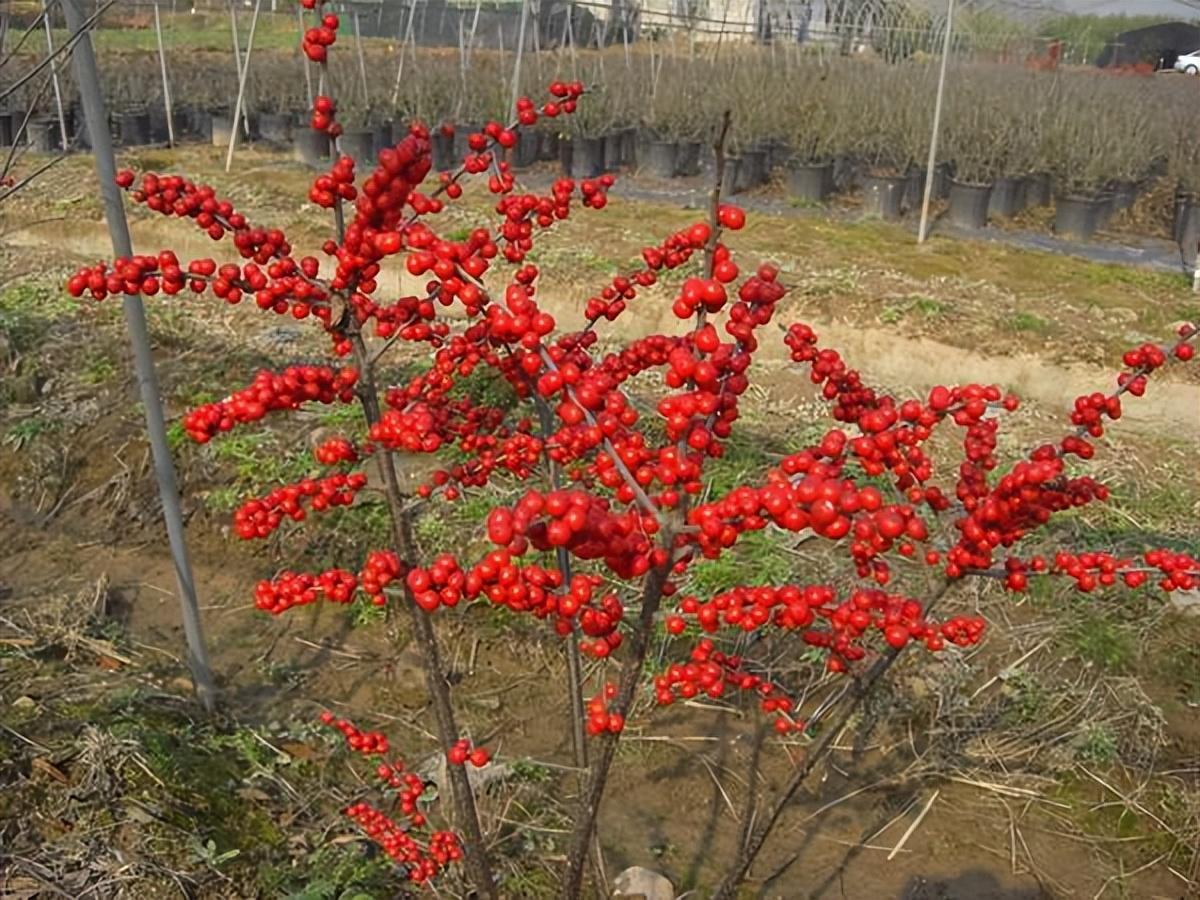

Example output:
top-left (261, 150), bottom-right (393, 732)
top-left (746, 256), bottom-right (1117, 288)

top-left (1, 146), bottom-right (1198, 899)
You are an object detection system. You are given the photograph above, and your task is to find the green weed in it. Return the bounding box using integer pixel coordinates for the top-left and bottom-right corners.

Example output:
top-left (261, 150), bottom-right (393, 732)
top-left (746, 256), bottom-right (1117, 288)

top-left (689, 529), bottom-right (793, 596)
top-left (1008, 311), bottom-right (1050, 334)
top-left (1068, 614), bottom-right (1134, 672)
top-left (3, 415), bottom-right (57, 450)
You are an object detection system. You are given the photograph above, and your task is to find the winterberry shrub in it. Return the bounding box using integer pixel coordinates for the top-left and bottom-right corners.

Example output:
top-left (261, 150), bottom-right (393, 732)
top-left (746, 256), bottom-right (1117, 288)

top-left (67, 2), bottom-right (1199, 895)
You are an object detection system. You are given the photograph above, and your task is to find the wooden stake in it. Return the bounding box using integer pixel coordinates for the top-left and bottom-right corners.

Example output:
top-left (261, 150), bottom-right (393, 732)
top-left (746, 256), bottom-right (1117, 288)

top-left (917, 0), bottom-right (954, 245)
top-left (228, 0), bottom-right (250, 136)
top-left (225, 0), bottom-right (261, 172)
top-left (353, 10), bottom-right (369, 108)
top-left (40, 0), bottom-right (69, 151)
top-left (390, 0), bottom-right (418, 108)
top-left (153, 1), bottom-right (175, 147)
top-left (509, 0), bottom-right (530, 116)
top-left (298, 3), bottom-right (313, 107)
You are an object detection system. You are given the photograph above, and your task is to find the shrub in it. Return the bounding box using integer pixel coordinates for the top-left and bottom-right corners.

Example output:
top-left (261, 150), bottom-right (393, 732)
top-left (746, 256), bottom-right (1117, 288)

top-left (65, 13), bottom-right (1200, 898)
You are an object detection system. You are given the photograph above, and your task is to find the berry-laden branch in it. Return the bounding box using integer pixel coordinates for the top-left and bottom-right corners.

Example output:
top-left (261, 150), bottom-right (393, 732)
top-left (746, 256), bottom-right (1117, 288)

top-left (65, 4), bottom-right (1200, 891)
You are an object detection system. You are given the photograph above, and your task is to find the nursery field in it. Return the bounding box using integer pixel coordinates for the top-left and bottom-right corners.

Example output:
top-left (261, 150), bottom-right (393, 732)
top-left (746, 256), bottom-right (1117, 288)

top-left (1, 142), bottom-right (1198, 899)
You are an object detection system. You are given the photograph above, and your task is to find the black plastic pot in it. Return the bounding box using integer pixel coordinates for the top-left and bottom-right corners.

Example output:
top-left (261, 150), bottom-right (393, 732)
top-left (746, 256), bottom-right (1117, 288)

top-left (676, 140), bottom-right (701, 176)
top-left (148, 107), bottom-right (171, 143)
top-left (339, 128), bottom-right (376, 168)
top-left (643, 140), bottom-right (677, 178)
top-left (452, 123), bottom-right (481, 163)
top-left (72, 106), bottom-right (91, 149)
top-left (836, 155), bottom-right (862, 192)
top-left (1110, 180), bottom-right (1138, 212)
top-left (431, 130), bottom-right (456, 170)
top-left (1173, 190), bottom-right (1194, 244)
top-left (210, 114), bottom-right (234, 147)
top-left (4, 109), bottom-right (28, 146)
top-left (946, 180), bottom-right (993, 230)
top-left (510, 132), bottom-right (538, 169)
top-left (762, 139), bottom-right (790, 172)
top-left (933, 161), bottom-right (953, 200)
top-left (620, 127), bottom-right (638, 166)
top-left (571, 137), bottom-right (605, 178)
top-left (1011, 176), bottom-right (1030, 214)
top-left (988, 176), bottom-right (1021, 220)
top-left (1179, 205), bottom-right (1200, 268)
top-left (374, 120), bottom-right (395, 155)
top-left (861, 174), bottom-right (905, 221)
top-left (738, 148), bottom-right (768, 190)
top-left (603, 131), bottom-right (623, 171)
top-left (117, 110), bottom-right (151, 147)
top-left (1096, 191), bottom-right (1116, 230)
top-left (1054, 195), bottom-right (1104, 241)
top-left (721, 157), bottom-right (743, 195)
top-left (901, 168), bottom-right (923, 214)
top-left (0, 111), bottom-right (12, 147)
top-left (294, 128), bottom-right (329, 168)
top-left (259, 112), bottom-right (292, 146)
top-left (1026, 172), bottom-right (1052, 207)
top-left (537, 130), bottom-right (559, 162)
top-left (558, 137), bottom-right (573, 176)
top-left (786, 160), bottom-right (834, 203)
top-left (27, 118), bottom-right (59, 153)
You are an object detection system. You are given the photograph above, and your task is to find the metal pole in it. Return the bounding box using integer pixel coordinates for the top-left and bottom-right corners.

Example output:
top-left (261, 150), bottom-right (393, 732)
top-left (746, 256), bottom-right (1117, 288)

top-left (510, 0), bottom-right (530, 117)
top-left (153, 2), bottom-right (175, 147)
top-left (917, 0), bottom-right (953, 245)
top-left (60, 0), bottom-right (216, 714)
top-left (225, 0), bottom-right (261, 172)
top-left (41, 0), bottom-right (70, 151)
top-left (353, 10), bottom-right (369, 107)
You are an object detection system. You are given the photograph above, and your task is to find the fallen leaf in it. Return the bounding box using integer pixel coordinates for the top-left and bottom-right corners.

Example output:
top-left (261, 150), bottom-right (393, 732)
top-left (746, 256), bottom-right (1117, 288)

top-left (31, 757), bottom-right (69, 784)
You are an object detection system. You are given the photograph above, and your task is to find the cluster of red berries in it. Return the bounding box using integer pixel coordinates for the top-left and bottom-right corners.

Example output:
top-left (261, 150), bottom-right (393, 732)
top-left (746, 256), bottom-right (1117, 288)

top-left (314, 436), bottom-right (359, 465)
top-left (301, 8), bottom-right (338, 62)
top-left (489, 490), bottom-right (656, 580)
top-left (254, 568), bottom-right (357, 613)
top-left (233, 471), bottom-right (367, 539)
top-left (319, 713), bottom-right (464, 885)
top-left (308, 155), bottom-right (356, 208)
top-left (309, 94), bottom-right (340, 138)
top-left (997, 549), bottom-right (1200, 593)
top-left (369, 403), bottom-right (447, 454)
top-left (653, 639), bottom-right (804, 733)
top-left (182, 365), bottom-right (358, 442)
top-left (319, 710), bottom-right (389, 754)
top-left (446, 739), bottom-right (491, 768)
top-left (359, 550), bottom-right (403, 601)
top-left (67, 253), bottom-right (183, 300)
top-left (254, 549), bottom-right (400, 614)
top-left (585, 683), bottom-right (625, 736)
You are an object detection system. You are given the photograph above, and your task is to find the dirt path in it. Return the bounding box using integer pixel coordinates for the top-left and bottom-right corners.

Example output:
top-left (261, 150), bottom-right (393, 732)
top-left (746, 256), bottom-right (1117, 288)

top-left (7, 216), bottom-right (1198, 441)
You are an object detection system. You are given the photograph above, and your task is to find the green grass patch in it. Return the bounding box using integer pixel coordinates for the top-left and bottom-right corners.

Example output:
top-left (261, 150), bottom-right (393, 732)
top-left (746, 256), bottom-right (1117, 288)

top-left (1067, 613), bottom-right (1135, 672)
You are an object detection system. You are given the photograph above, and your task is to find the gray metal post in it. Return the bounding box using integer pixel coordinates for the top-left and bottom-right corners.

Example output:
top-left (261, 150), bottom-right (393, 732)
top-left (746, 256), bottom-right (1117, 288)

top-left (61, 0), bottom-right (216, 713)
top-left (918, 0), bottom-right (954, 245)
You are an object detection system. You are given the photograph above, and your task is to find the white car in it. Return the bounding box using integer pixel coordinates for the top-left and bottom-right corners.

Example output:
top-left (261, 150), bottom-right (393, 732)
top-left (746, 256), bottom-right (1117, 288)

top-left (1175, 50), bottom-right (1200, 74)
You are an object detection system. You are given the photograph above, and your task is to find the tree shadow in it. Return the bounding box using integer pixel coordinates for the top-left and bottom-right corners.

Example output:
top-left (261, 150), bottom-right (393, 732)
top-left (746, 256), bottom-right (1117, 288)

top-left (898, 870), bottom-right (1048, 900)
